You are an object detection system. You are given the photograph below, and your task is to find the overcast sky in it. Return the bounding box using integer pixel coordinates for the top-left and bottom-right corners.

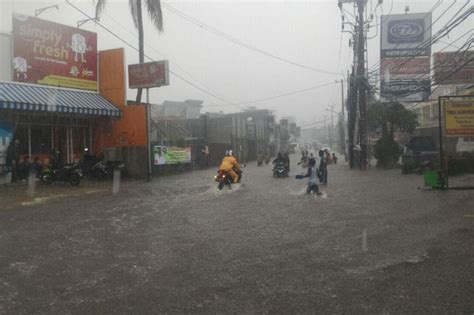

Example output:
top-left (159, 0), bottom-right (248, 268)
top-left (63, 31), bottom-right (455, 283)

top-left (1, 0), bottom-right (471, 125)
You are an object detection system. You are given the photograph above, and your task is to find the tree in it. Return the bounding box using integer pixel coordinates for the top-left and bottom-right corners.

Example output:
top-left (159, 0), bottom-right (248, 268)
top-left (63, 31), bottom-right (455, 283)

top-left (367, 101), bottom-right (418, 168)
top-left (95, 0), bottom-right (163, 104)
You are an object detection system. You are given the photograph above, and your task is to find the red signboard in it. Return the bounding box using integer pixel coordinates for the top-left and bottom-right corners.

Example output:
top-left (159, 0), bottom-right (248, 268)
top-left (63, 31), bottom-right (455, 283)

top-left (12, 14), bottom-right (97, 91)
top-left (433, 51), bottom-right (474, 85)
top-left (128, 61), bottom-right (169, 89)
top-left (380, 57), bottom-right (430, 76)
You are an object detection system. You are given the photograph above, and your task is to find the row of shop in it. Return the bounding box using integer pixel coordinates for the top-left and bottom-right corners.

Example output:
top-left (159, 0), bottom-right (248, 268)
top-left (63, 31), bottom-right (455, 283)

top-left (0, 81), bottom-right (120, 170)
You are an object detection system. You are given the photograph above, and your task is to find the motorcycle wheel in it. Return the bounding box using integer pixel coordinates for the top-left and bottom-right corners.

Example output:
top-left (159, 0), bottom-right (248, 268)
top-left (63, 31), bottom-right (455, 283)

top-left (41, 174), bottom-right (53, 185)
top-left (218, 182), bottom-right (224, 190)
top-left (93, 168), bottom-right (107, 180)
top-left (70, 173), bottom-right (81, 186)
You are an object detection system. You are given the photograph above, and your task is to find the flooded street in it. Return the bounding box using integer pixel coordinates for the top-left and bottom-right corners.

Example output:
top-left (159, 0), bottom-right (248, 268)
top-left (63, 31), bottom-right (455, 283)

top-left (1, 158), bottom-right (473, 313)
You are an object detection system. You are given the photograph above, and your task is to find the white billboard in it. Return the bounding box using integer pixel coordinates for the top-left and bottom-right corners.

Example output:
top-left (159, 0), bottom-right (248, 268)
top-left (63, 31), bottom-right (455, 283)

top-left (381, 13), bottom-right (432, 58)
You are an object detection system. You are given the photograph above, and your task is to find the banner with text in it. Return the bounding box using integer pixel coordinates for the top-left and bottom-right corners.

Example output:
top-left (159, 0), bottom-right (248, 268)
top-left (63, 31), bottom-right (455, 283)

top-left (444, 99), bottom-right (474, 136)
top-left (154, 146), bottom-right (191, 165)
top-left (12, 14), bottom-right (98, 91)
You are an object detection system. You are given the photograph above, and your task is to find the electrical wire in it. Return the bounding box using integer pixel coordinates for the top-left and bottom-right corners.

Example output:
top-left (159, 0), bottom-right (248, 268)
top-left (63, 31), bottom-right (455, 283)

top-left (161, 2), bottom-right (340, 75)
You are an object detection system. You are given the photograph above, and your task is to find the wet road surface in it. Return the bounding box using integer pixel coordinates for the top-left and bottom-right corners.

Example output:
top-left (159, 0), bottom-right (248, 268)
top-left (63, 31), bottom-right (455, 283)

top-left (1, 157), bottom-right (473, 313)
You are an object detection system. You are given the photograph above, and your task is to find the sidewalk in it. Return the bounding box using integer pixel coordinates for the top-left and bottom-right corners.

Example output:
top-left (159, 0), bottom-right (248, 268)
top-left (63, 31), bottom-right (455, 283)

top-left (0, 179), bottom-right (111, 211)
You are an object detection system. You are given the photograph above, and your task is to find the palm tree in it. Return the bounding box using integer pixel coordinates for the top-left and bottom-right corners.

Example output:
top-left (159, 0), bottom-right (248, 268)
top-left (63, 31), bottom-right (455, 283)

top-left (95, 0), bottom-right (163, 104)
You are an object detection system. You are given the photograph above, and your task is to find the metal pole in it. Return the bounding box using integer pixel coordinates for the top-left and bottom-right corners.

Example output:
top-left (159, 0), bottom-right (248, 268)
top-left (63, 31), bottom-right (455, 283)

top-left (357, 0), bottom-right (368, 170)
top-left (438, 97), bottom-right (445, 189)
top-left (340, 79), bottom-right (346, 155)
top-left (146, 88), bottom-right (152, 181)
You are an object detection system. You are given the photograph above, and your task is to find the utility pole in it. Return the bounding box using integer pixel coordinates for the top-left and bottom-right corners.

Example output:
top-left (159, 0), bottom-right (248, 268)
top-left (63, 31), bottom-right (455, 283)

top-left (356, 0), bottom-right (368, 170)
top-left (330, 104), bottom-right (334, 150)
top-left (337, 79), bottom-right (346, 155)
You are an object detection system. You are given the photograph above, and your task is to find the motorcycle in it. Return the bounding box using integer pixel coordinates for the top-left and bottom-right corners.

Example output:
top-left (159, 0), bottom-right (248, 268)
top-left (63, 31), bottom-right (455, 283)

top-left (215, 168), bottom-right (242, 190)
top-left (81, 157), bottom-right (125, 180)
top-left (273, 162), bottom-right (289, 178)
top-left (41, 163), bottom-right (83, 186)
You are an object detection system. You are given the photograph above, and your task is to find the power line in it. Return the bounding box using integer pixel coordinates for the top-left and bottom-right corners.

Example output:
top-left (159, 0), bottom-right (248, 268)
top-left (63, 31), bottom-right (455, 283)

top-left (368, 0), bottom-right (468, 74)
top-left (237, 82), bottom-right (338, 106)
top-left (161, 2), bottom-right (340, 75)
top-left (65, 0), bottom-right (248, 110)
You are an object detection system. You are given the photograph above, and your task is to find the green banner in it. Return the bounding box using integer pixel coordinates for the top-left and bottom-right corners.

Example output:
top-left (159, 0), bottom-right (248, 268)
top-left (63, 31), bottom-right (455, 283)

top-left (154, 146), bottom-right (192, 165)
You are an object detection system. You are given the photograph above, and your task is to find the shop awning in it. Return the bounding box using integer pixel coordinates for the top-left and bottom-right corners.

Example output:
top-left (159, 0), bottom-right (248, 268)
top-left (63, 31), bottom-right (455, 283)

top-left (0, 82), bottom-right (121, 117)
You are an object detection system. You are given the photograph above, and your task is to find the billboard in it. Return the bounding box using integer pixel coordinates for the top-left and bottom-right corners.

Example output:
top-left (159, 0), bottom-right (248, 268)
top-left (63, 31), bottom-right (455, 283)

top-left (380, 13), bottom-right (432, 102)
top-left (380, 57), bottom-right (430, 76)
top-left (128, 61), bottom-right (169, 89)
top-left (381, 13), bottom-right (432, 58)
top-left (11, 14), bottom-right (97, 91)
top-left (434, 51), bottom-right (474, 85)
top-left (444, 99), bottom-right (474, 136)
top-left (381, 79), bottom-right (431, 102)
top-left (154, 146), bottom-right (191, 165)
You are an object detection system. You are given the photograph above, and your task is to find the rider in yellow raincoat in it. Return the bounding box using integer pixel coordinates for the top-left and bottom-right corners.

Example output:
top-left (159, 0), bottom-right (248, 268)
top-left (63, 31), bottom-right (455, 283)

top-left (219, 150), bottom-right (241, 183)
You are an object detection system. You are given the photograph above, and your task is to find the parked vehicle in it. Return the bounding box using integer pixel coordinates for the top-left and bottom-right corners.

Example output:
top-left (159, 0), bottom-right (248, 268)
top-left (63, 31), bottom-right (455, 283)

top-left (41, 163), bottom-right (83, 186)
top-left (81, 152), bottom-right (125, 180)
top-left (402, 136), bottom-right (439, 174)
top-left (273, 162), bottom-right (289, 178)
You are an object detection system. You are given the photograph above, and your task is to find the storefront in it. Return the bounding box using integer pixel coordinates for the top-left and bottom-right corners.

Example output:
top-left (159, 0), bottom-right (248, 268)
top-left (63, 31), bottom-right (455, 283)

top-left (0, 81), bottom-right (121, 167)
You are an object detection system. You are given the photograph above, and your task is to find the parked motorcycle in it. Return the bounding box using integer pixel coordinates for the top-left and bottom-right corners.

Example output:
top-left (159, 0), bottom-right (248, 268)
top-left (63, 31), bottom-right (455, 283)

top-left (41, 163), bottom-right (83, 186)
top-left (273, 162), bottom-right (289, 178)
top-left (81, 152), bottom-right (125, 180)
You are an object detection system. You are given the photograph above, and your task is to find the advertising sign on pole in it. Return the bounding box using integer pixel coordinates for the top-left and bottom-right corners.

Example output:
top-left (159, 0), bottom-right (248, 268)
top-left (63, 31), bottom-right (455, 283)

top-left (444, 99), bottom-right (474, 136)
top-left (154, 146), bottom-right (192, 165)
top-left (433, 51), bottom-right (474, 85)
top-left (128, 61), bottom-right (169, 89)
top-left (381, 79), bottom-right (431, 102)
top-left (380, 12), bottom-right (432, 102)
top-left (380, 57), bottom-right (430, 76)
top-left (381, 13), bottom-right (432, 58)
top-left (12, 14), bottom-right (98, 91)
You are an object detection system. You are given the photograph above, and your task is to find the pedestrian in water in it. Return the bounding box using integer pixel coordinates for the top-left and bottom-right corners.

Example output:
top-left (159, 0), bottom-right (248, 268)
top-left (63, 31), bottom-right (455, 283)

top-left (302, 157), bottom-right (321, 195)
top-left (332, 153), bottom-right (338, 165)
top-left (319, 150), bottom-right (328, 184)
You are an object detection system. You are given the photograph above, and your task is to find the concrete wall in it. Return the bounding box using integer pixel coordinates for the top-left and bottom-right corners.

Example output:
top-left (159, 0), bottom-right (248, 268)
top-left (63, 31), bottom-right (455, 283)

top-left (103, 146), bottom-right (147, 179)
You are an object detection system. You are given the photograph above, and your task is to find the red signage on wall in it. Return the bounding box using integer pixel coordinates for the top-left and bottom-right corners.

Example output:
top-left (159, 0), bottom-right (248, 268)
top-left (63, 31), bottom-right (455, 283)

top-left (433, 51), bottom-right (474, 85)
top-left (380, 57), bottom-right (430, 76)
top-left (128, 61), bottom-right (169, 89)
top-left (12, 14), bottom-right (97, 91)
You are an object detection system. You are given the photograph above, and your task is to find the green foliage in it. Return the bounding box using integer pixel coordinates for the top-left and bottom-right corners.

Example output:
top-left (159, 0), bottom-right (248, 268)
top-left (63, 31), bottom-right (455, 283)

top-left (374, 136), bottom-right (402, 168)
top-left (367, 101), bottom-right (418, 137)
top-left (368, 101), bottom-right (418, 168)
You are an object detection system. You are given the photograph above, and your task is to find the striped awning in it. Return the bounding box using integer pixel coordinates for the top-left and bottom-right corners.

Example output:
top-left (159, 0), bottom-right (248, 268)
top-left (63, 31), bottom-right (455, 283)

top-left (0, 82), bottom-right (121, 117)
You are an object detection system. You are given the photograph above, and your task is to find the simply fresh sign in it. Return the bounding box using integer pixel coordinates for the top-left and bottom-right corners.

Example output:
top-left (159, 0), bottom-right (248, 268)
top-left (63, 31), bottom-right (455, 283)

top-left (11, 14), bottom-right (98, 91)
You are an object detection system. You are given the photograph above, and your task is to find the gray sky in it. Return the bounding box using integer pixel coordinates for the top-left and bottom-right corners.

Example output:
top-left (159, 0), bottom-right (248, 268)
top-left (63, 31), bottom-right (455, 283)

top-left (1, 0), bottom-right (472, 125)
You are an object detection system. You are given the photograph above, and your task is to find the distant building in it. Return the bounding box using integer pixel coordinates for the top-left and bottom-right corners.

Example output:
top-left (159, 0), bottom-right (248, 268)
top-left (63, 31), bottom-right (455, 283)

top-left (153, 99), bottom-right (203, 119)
